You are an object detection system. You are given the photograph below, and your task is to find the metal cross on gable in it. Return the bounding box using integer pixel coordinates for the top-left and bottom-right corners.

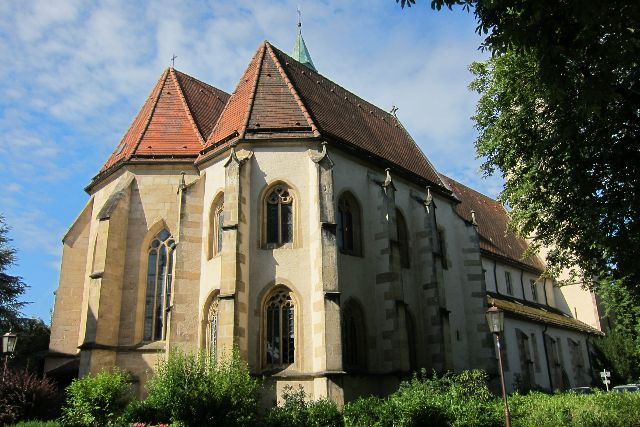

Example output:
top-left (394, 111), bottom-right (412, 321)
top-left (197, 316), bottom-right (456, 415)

top-left (171, 54), bottom-right (178, 68)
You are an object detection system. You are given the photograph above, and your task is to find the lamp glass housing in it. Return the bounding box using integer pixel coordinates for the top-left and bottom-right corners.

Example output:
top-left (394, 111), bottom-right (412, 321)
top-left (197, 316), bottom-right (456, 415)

top-left (485, 307), bottom-right (504, 334)
top-left (2, 332), bottom-right (17, 354)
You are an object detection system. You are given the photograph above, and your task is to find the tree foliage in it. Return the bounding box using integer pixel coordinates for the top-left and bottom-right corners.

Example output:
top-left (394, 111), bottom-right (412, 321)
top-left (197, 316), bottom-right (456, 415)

top-left (399, 1), bottom-right (640, 292)
top-left (0, 215), bottom-right (28, 331)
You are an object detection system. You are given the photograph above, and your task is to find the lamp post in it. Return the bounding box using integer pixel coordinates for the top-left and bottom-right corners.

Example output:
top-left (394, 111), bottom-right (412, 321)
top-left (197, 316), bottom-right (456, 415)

top-left (2, 330), bottom-right (18, 378)
top-left (486, 306), bottom-right (512, 427)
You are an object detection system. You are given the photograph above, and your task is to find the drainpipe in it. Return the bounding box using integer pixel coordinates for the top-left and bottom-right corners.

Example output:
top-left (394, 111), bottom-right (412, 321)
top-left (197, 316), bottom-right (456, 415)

top-left (542, 278), bottom-right (549, 306)
top-left (520, 269), bottom-right (526, 301)
top-left (542, 324), bottom-right (553, 391)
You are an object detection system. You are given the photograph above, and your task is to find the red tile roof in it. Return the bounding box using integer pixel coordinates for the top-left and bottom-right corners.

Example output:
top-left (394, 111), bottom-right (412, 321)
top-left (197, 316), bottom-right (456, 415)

top-left (441, 175), bottom-right (546, 273)
top-left (95, 68), bottom-right (229, 178)
top-left (199, 42), bottom-right (447, 192)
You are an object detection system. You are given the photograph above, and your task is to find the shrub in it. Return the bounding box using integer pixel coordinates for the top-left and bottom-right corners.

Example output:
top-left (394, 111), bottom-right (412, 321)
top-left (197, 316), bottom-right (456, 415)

top-left (0, 368), bottom-right (61, 424)
top-left (11, 422), bottom-right (61, 427)
top-left (509, 390), bottom-right (640, 427)
top-left (60, 368), bottom-right (133, 426)
top-left (263, 385), bottom-right (342, 427)
top-left (342, 396), bottom-right (394, 427)
top-left (136, 349), bottom-right (261, 427)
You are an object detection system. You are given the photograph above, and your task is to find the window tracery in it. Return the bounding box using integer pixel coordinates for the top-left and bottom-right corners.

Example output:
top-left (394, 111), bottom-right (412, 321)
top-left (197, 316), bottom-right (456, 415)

top-left (265, 184), bottom-right (294, 247)
top-left (265, 286), bottom-right (295, 367)
top-left (144, 228), bottom-right (174, 341)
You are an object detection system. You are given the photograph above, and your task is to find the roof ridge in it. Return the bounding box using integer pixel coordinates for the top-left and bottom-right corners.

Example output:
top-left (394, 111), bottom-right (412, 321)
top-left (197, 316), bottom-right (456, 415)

top-left (393, 115), bottom-right (446, 190)
top-left (206, 46), bottom-right (264, 147)
top-left (173, 69), bottom-right (229, 96)
top-left (270, 44), bottom-right (400, 131)
top-left (266, 42), bottom-right (320, 137)
top-left (130, 68), bottom-right (170, 158)
top-left (169, 68), bottom-right (206, 146)
top-left (239, 43), bottom-right (266, 140)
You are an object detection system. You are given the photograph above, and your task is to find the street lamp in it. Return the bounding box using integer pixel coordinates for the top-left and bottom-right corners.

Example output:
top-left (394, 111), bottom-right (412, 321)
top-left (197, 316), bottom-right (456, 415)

top-left (2, 330), bottom-right (18, 376)
top-left (485, 306), bottom-right (512, 427)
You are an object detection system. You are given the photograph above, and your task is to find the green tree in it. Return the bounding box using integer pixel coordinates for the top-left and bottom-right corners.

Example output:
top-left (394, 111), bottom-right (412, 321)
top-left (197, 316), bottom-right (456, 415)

top-left (399, 1), bottom-right (640, 294)
top-left (0, 215), bottom-right (28, 331)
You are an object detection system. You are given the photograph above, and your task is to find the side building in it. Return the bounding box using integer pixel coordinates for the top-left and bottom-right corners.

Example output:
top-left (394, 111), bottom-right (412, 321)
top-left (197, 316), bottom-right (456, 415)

top-left (442, 176), bottom-right (603, 392)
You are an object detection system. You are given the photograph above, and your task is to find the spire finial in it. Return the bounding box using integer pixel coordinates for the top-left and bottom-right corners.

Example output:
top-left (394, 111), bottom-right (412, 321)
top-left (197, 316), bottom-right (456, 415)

top-left (170, 54), bottom-right (177, 68)
top-left (297, 6), bottom-right (302, 29)
top-left (291, 7), bottom-right (317, 72)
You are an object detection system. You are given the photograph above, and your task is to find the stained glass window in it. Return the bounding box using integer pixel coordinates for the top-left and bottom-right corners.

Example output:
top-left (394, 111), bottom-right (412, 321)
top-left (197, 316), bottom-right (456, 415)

top-left (143, 229), bottom-right (174, 341)
top-left (206, 297), bottom-right (219, 359)
top-left (208, 195), bottom-right (224, 259)
top-left (265, 287), bottom-right (295, 367)
top-left (266, 184), bottom-right (294, 247)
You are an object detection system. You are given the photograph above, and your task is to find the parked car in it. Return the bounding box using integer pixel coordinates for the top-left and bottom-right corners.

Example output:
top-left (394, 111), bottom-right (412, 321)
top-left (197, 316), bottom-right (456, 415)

top-left (612, 384), bottom-right (640, 393)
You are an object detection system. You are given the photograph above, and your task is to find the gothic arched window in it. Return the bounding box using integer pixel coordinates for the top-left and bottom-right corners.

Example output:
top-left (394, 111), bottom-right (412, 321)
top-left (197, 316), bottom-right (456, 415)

top-left (396, 209), bottom-right (410, 268)
top-left (207, 194), bottom-right (224, 259)
top-left (265, 184), bottom-right (294, 247)
top-left (206, 297), bottom-right (219, 359)
top-left (264, 286), bottom-right (295, 368)
top-left (337, 192), bottom-right (362, 256)
top-left (144, 228), bottom-right (175, 341)
top-left (342, 300), bottom-right (367, 371)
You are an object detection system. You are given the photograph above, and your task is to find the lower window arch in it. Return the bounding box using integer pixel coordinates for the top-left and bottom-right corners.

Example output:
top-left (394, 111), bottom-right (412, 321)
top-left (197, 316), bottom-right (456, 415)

top-left (264, 286), bottom-right (296, 368)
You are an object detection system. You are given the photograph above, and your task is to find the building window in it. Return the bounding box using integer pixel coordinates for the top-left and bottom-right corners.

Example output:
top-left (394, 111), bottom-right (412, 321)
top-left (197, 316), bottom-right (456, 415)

top-left (342, 300), bottom-right (367, 371)
top-left (530, 280), bottom-right (538, 302)
top-left (265, 286), bottom-right (295, 368)
top-left (144, 228), bottom-right (174, 341)
top-left (208, 194), bottom-right (224, 259)
top-left (505, 271), bottom-right (513, 295)
top-left (265, 184), bottom-right (294, 247)
top-left (206, 297), bottom-right (219, 359)
top-left (337, 192), bottom-right (362, 255)
top-left (396, 209), bottom-right (410, 268)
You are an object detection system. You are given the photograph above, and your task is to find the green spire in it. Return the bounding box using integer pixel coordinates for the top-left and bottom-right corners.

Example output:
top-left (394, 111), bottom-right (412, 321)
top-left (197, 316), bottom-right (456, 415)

top-left (292, 10), bottom-right (317, 72)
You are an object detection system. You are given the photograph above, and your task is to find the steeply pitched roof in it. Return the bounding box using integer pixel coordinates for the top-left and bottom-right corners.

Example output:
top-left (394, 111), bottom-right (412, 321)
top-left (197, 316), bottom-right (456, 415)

top-left (94, 68), bottom-right (229, 180)
top-left (200, 42), bottom-right (448, 192)
top-left (441, 175), bottom-right (546, 273)
top-left (488, 293), bottom-right (602, 335)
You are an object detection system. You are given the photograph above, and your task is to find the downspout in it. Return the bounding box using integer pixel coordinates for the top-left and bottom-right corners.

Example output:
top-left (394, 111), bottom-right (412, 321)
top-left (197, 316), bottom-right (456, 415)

top-left (542, 324), bottom-right (553, 391)
top-left (520, 269), bottom-right (526, 300)
top-left (542, 278), bottom-right (549, 306)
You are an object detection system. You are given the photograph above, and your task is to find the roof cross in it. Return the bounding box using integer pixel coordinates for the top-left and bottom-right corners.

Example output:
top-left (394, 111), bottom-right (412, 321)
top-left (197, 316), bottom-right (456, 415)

top-left (297, 6), bottom-right (302, 28)
top-left (390, 105), bottom-right (399, 116)
top-left (171, 54), bottom-right (178, 68)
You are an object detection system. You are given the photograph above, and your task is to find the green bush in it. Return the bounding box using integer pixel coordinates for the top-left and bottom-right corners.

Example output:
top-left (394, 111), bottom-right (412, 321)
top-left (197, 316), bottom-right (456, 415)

top-left (263, 385), bottom-right (342, 427)
top-left (59, 368), bottom-right (133, 427)
top-left (384, 369), bottom-right (503, 427)
top-left (135, 349), bottom-right (260, 427)
top-left (0, 368), bottom-right (61, 424)
top-left (510, 390), bottom-right (640, 427)
top-left (342, 396), bottom-right (394, 427)
top-left (10, 422), bottom-right (61, 427)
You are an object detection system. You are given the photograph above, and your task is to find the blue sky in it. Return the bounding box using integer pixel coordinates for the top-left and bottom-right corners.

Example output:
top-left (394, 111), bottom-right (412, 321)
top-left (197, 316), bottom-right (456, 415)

top-left (0, 0), bottom-right (500, 323)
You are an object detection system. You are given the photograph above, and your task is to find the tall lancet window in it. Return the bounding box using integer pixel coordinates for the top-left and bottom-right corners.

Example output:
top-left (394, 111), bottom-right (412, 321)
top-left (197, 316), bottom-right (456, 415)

top-left (208, 194), bottom-right (224, 259)
top-left (265, 286), bottom-right (295, 367)
top-left (396, 209), bottom-right (410, 268)
top-left (206, 297), bottom-right (219, 359)
top-left (144, 229), bottom-right (175, 341)
top-left (337, 192), bottom-right (362, 256)
top-left (265, 184), bottom-right (294, 247)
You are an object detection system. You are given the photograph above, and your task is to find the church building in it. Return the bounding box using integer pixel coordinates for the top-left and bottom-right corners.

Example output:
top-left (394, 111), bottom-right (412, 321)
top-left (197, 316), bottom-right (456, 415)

top-left (45, 30), bottom-right (603, 404)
